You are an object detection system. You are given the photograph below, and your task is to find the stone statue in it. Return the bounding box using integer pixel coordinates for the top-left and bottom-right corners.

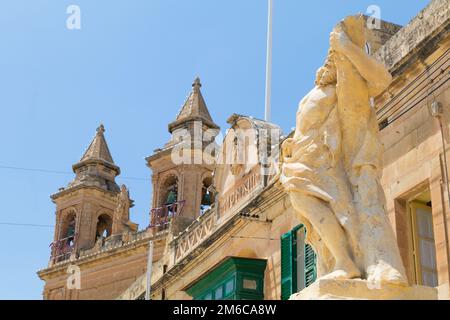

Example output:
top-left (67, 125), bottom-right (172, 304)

top-left (112, 184), bottom-right (138, 234)
top-left (281, 15), bottom-right (408, 289)
top-left (117, 185), bottom-right (131, 216)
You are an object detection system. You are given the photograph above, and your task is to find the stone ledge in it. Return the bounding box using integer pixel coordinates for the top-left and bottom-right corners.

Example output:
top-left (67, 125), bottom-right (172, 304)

top-left (290, 279), bottom-right (438, 300)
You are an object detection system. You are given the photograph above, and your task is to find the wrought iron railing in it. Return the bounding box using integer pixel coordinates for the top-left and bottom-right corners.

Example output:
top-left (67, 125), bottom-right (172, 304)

top-left (49, 234), bottom-right (78, 263)
top-left (148, 200), bottom-right (186, 229)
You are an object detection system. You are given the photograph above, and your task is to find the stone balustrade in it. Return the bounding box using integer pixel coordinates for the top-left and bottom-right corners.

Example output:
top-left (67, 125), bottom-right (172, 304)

top-left (170, 207), bottom-right (218, 264)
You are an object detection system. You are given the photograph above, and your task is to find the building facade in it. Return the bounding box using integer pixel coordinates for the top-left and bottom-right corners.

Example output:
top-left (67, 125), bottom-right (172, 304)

top-left (38, 0), bottom-right (450, 300)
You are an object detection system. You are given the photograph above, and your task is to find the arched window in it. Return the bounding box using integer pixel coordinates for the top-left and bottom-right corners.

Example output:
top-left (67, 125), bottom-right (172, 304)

top-left (60, 212), bottom-right (76, 244)
top-left (51, 211), bottom-right (77, 262)
top-left (96, 214), bottom-right (112, 239)
top-left (201, 176), bottom-right (214, 214)
top-left (159, 175), bottom-right (178, 207)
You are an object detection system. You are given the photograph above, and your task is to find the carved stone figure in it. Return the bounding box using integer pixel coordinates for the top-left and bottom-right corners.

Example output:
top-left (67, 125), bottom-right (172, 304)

top-left (112, 184), bottom-right (138, 235)
top-left (281, 15), bottom-right (408, 288)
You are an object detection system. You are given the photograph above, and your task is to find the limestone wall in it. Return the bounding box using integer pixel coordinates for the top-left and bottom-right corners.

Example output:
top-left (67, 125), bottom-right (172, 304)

top-left (376, 22), bottom-right (450, 298)
top-left (39, 237), bottom-right (166, 300)
top-left (375, 0), bottom-right (450, 73)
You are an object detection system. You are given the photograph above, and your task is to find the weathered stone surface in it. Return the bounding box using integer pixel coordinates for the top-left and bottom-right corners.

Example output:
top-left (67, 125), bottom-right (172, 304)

top-left (375, 0), bottom-right (450, 73)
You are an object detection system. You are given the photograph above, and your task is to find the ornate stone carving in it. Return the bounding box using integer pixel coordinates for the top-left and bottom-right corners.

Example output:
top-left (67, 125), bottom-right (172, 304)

top-left (112, 185), bottom-right (138, 235)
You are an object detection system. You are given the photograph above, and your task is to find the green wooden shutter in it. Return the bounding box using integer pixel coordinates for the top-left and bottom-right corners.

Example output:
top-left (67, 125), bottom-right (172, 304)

top-left (280, 231), bottom-right (295, 300)
top-left (291, 224), bottom-right (302, 293)
top-left (281, 225), bottom-right (317, 300)
top-left (304, 243), bottom-right (317, 287)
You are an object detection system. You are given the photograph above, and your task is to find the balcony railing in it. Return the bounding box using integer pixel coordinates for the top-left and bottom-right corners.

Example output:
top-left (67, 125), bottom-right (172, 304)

top-left (78, 229), bottom-right (154, 258)
top-left (49, 234), bottom-right (78, 264)
top-left (172, 206), bottom-right (216, 264)
top-left (148, 200), bottom-right (186, 229)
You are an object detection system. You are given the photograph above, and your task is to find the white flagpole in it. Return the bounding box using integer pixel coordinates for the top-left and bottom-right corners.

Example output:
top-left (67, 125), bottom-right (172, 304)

top-left (264, 0), bottom-right (274, 122)
top-left (145, 240), bottom-right (154, 300)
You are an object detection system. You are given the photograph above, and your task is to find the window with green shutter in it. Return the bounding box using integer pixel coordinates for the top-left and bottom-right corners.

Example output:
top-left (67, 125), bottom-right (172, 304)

top-left (304, 242), bottom-right (317, 287)
top-left (281, 224), bottom-right (317, 300)
top-left (185, 257), bottom-right (267, 300)
top-left (281, 227), bottom-right (296, 300)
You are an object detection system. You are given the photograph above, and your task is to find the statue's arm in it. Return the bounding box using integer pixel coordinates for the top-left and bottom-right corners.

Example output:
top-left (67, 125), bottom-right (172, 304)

top-left (331, 31), bottom-right (392, 96)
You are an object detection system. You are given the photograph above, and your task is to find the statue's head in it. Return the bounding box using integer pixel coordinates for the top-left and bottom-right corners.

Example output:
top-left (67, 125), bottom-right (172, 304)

top-left (315, 14), bottom-right (367, 88)
top-left (315, 50), bottom-right (337, 87)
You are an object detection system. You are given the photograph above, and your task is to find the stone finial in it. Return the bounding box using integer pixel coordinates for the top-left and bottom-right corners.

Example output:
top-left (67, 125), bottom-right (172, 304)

top-left (97, 124), bottom-right (105, 134)
top-left (192, 77), bottom-right (202, 91)
top-left (76, 123), bottom-right (116, 166)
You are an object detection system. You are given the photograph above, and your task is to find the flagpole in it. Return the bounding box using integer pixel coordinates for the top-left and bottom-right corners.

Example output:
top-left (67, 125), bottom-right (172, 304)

top-left (145, 240), bottom-right (154, 300)
top-left (264, 0), bottom-right (274, 122)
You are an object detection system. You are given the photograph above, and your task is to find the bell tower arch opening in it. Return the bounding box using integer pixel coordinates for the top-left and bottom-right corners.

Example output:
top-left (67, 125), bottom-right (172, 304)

top-left (60, 211), bottom-right (77, 245)
top-left (96, 214), bottom-right (113, 240)
top-left (159, 174), bottom-right (179, 207)
top-left (201, 176), bottom-right (213, 214)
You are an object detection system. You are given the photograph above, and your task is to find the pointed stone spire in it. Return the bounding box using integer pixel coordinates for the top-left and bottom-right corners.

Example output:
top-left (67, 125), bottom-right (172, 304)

top-left (72, 124), bottom-right (120, 182)
top-left (79, 124), bottom-right (115, 164)
top-left (52, 124), bottom-right (121, 200)
top-left (168, 77), bottom-right (219, 133)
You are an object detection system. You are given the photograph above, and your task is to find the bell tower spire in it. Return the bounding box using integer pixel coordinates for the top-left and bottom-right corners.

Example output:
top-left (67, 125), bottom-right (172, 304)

top-left (168, 76), bottom-right (219, 134)
top-left (48, 125), bottom-right (135, 266)
top-left (146, 78), bottom-right (220, 234)
top-left (68, 124), bottom-right (120, 193)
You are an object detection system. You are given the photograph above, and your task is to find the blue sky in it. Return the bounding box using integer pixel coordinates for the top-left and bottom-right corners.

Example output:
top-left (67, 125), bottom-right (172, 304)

top-left (0, 0), bottom-right (429, 299)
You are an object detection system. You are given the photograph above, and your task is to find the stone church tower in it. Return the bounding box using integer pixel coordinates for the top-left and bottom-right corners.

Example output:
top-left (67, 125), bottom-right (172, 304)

top-left (146, 78), bottom-right (220, 234)
top-left (49, 124), bottom-right (134, 265)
